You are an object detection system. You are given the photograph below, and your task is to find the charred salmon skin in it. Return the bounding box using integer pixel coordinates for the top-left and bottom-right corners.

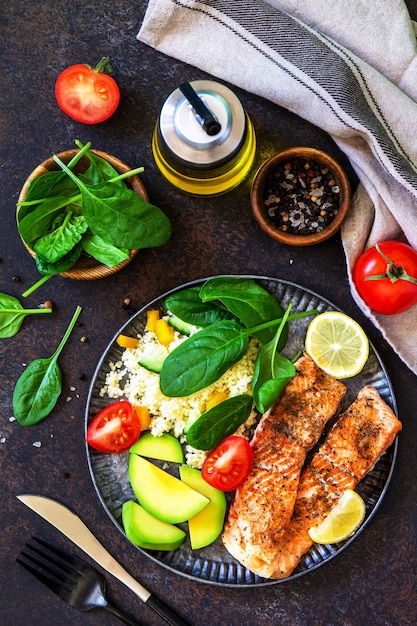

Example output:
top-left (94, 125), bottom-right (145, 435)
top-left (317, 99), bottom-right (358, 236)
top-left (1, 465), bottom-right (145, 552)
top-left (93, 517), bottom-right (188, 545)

top-left (222, 354), bottom-right (347, 578)
top-left (272, 385), bottom-right (402, 579)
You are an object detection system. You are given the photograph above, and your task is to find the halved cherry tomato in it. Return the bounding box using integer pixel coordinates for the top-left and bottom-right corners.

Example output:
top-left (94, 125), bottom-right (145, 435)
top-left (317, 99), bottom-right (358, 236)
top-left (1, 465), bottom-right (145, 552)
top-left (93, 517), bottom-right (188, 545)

top-left (353, 240), bottom-right (417, 315)
top-left (201, 435), bottom-right (254, 492)
top-left (86, 400), bottom-right (140, 453)
top-left (55, 57), bottom-right (120, 124)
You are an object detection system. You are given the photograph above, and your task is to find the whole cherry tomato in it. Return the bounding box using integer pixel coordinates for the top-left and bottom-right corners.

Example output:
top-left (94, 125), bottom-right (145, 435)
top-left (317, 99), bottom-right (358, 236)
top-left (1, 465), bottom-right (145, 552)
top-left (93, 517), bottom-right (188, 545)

top-left (86, 400), bottom-right (140, 453)
top-left (353, 240), bottom-right (417, 315)
top-left (55, 57), bottom-right (120, 124)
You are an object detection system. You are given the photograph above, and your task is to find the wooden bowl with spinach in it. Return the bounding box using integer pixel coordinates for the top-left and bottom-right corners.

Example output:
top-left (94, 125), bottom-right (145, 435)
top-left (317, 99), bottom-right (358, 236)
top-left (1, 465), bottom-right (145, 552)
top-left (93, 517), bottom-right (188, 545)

top-left (16, 142), bottom-right (171, 281)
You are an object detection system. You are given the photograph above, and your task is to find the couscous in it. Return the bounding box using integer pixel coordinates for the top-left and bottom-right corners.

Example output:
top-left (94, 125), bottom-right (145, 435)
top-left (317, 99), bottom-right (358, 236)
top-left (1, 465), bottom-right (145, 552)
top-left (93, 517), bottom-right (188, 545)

top-left (99, 316), bottom-right (259, 468)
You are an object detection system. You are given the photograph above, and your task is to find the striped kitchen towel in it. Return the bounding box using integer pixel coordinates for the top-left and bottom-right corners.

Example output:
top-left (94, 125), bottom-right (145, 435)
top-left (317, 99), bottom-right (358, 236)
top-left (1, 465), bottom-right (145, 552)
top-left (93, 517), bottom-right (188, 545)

top-left (138, 0), bottom-right (417, 375)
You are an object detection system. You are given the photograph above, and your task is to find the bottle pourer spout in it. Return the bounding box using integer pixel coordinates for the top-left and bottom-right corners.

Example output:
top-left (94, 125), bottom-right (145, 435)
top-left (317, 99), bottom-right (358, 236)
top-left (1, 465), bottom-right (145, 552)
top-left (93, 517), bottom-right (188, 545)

top-left (179, 82), bottom-right (222, 136)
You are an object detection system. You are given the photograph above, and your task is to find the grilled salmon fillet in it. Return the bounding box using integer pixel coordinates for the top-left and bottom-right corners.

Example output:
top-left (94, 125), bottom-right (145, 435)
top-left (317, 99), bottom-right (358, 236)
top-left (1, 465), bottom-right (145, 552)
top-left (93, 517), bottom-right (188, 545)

top-left (222, 354), bottom-right (347, 578)
top-left (272, 385), bottom-right (402, 579)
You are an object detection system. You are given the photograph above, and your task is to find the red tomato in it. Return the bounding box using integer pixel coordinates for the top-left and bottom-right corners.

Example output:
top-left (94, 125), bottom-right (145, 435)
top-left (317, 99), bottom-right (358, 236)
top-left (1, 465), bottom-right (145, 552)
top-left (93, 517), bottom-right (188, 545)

top-left (55, 57), bottom-right (120, 124)
top-left (202, 436), bottom-right (254, 492)
top-left (86, 400), bottom-right (140, 453)
top-left (353, 240), bottom-right (417, 315)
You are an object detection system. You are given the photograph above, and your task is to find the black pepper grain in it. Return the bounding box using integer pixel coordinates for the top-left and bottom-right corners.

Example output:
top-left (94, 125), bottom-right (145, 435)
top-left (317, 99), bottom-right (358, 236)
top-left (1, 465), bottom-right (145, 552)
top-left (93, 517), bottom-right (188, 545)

top-left (40, 300), bottom-right (54, 310)
top-left (263, 158), bottom-right (340, 235)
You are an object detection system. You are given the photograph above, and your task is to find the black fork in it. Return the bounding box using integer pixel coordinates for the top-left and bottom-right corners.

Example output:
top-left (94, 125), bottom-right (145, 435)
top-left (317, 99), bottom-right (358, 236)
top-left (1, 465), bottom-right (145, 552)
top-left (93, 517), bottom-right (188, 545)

top-left (17, 537), bottom-right (143, 625)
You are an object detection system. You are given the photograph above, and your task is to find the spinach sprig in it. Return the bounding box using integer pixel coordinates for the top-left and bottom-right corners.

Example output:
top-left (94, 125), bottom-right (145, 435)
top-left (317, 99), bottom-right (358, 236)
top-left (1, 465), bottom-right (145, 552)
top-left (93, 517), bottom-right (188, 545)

top-left (252, 303), bottom-right (296, 413)
top-left (13, 305), bottom-right (82, 426)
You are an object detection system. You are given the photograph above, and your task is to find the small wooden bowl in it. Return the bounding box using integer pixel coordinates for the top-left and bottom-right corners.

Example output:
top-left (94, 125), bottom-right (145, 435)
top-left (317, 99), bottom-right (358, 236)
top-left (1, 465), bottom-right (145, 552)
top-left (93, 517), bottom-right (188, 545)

top-left (251, 147), bottom-right (351, 246)
top-left (17, 149), bottom-right (148, 280)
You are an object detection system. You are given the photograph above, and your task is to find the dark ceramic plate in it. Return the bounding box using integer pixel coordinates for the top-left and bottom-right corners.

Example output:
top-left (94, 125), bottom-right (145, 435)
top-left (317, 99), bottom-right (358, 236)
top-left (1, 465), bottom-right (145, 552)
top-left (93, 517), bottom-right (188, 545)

top-left (85, 276), bottom-right (398, 587)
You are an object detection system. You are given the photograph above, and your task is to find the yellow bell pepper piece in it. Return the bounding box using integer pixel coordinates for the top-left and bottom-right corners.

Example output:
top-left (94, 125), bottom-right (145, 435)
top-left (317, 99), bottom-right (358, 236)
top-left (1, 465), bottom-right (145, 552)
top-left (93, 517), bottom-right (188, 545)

top-left (155, 318), bottom-right (175, 346)
top-left (134, 405), bottom-right (151, 431)
top-left (205, 390), bottom-right (228, 411)
top-left (146, 309), bottom-right (160, 332)
top-left (116, 334), bottom-right (139, 349)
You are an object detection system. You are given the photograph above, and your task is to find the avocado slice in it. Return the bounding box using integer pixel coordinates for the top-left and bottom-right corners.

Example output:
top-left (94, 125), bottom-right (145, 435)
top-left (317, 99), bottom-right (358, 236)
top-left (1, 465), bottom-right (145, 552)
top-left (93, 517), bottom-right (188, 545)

top-left (179, 465), bottom-right (226, 550)
top-left (129, 432), bottom-right (184, 463)
top-left (122, 500), bottom-right (185, 551)
top-left (128, 454), bottom-right (209, 524)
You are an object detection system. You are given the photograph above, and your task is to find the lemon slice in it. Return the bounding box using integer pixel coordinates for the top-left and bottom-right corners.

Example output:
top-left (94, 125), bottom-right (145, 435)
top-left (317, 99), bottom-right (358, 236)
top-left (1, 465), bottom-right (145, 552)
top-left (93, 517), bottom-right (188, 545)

top-left (308, 490), bottom-right (366, 544)
top-left (305, 311), bottom-right (369, 378)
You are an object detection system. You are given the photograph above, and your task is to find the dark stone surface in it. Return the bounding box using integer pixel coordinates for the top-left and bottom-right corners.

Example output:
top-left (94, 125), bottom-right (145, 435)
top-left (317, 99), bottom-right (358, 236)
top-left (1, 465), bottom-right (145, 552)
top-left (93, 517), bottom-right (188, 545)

top-left (1, 2), bottom-right (417, 625)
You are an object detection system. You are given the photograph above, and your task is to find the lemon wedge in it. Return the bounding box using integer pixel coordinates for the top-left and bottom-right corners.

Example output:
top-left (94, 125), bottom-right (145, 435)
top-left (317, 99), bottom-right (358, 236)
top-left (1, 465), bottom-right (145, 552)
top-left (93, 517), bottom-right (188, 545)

top-left (305, 311), bottom-right (369, 378)
top-left (308, 490), bottom-right (366, 544)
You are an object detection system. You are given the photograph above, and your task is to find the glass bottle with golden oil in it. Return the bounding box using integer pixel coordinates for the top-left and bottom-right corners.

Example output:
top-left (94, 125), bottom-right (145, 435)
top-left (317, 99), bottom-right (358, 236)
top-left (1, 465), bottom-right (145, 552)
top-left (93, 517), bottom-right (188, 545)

top-left (152, 80), bottom-right (256, 196)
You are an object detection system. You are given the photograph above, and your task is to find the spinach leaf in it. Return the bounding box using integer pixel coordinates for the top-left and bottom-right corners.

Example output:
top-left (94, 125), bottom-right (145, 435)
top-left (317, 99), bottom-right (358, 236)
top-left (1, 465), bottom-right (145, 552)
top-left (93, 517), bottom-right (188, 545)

top-left (74, 140), bottom-right (123, 186)
top-left (199, 277), bottom-right (287, 345)
top-left (53, 154), bottom-right (172, 250)
top-left (18, 146), bottom-right (88, 205)
top-left (13, 306), bottom-right (82, 426)
top-left (17, 175), bottom-right (79, 222)
top-left (34, 212), bottom-right (88, 263)
top-left (83, 183), bottom-right (171, 249)
top-left (164, 287), bottom-right (235, 327)
top-left (23, 242), bottom-right (83, 296)
top-left (18, 196), bottom-right (81, 246)
top-left (253, 356), bottom-right (295, 414)
top-left (0, 292), bottom-right (52, 338)
top-left (252, 304), bottom-right (296, 413)
top-left (35, 242), bottom-right (83, 276)
top-left (83, 152), bottom-right (125, 187)
top-left (159, 319), bottom-right (248, 397)
top-left (81, 233), bottom-right (129, 267)
top-left (186, 394), bottom-right (253, 450)
top-left (17, 145), bottom-right (90, 222)
top-left (21, 171), bottom-right (69, 205)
